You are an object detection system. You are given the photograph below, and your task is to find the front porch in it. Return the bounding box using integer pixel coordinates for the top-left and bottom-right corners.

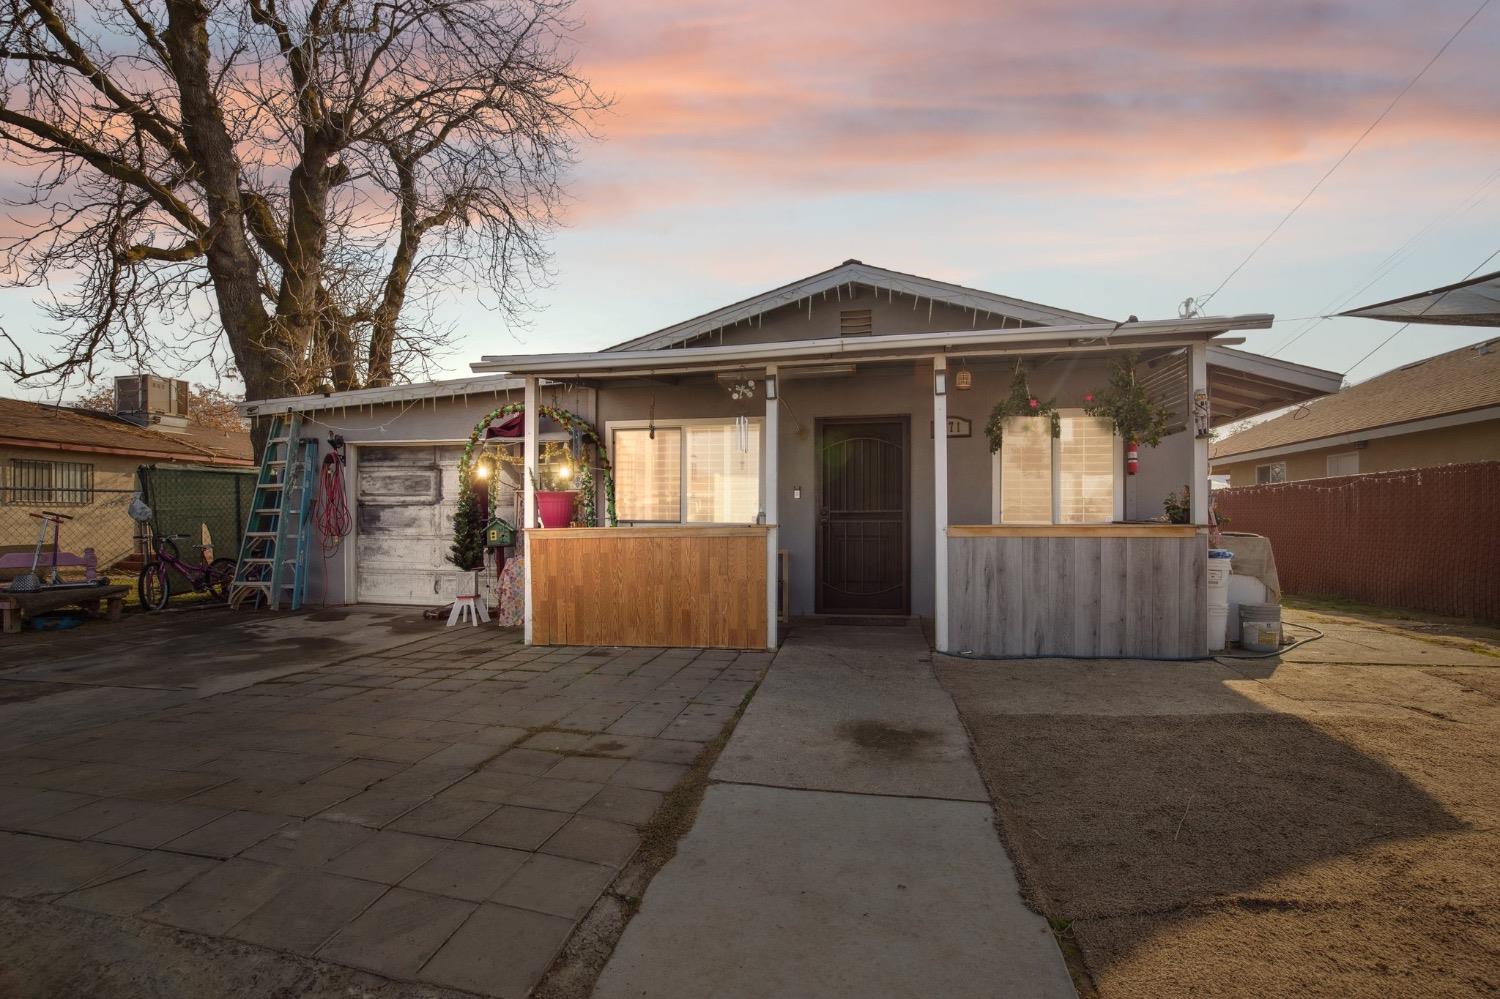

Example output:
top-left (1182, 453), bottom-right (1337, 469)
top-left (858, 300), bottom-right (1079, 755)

top-left (488, 316), bottom-right (1338, 657)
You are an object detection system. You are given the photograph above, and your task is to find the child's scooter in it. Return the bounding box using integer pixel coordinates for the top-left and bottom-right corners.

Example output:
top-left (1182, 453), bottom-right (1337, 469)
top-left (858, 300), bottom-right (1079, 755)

top-left (6, 511), bottom-right (104, 593)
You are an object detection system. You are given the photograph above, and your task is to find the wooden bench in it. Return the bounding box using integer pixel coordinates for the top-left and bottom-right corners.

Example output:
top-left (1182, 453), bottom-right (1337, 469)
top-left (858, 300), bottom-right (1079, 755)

top-left (0, 584), bottom-right (129, 635)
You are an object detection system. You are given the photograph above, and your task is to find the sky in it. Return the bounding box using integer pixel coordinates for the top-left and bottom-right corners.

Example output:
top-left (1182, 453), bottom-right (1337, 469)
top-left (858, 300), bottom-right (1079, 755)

top-left (3, 0), bottom-right (1499, 402)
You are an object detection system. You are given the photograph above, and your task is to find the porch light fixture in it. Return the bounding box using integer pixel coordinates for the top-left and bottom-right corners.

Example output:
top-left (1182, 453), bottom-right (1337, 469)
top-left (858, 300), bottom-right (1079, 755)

top-left (955, 359), bottom-right (973, 391)
top-left (472, 458), bottom-right (491, 481)
top-left (934, 370), bottom-right (947, 396)
top-left (765, 373), bottom-right (778, 400)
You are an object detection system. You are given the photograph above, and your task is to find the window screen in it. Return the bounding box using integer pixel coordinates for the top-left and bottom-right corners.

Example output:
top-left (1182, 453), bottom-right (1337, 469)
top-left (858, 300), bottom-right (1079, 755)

top-left (998, 417), bottom-right (1053, 524)
top-left (1058, 416), bottom-right (1115, 524)
top-left (613, 428), bottom-right (681, 521)
top-left (685, 424), bottom-right (760, 523)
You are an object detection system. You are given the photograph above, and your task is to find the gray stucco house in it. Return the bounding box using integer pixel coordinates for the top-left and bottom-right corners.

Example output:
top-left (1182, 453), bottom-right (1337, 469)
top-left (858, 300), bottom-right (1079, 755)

top-left (244, 261), bottom-right (1341, 658)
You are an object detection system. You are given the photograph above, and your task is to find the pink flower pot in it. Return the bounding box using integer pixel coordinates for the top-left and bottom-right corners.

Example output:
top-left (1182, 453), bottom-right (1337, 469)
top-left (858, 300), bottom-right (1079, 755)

top-left (535, 490), bottom-right (577, 528)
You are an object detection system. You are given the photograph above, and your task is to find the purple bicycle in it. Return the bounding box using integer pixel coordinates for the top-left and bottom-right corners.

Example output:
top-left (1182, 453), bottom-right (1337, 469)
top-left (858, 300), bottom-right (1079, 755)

top-left (137, 533), bottom-right (237, 610)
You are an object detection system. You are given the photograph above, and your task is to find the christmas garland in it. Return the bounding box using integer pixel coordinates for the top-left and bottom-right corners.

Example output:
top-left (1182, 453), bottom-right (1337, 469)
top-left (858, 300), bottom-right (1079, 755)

top-left (985, 366), bottom-right (1060, 453)
top-left (450, 403), bottom-right (617, 570)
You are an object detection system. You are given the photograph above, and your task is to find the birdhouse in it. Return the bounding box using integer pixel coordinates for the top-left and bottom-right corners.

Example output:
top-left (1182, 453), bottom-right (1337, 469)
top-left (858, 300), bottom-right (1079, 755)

top-left (485, 516), bottom-right (516, 548)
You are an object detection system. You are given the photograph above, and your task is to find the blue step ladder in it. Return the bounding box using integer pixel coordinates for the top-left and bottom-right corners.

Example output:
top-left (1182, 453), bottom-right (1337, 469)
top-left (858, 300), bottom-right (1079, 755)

top-left (230, 412), bottom-right (319, 610)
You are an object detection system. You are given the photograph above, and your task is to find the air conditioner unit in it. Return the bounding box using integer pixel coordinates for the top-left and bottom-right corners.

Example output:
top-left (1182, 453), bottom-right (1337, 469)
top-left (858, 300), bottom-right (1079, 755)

top-left (114, 374), bottom-right (189, 418)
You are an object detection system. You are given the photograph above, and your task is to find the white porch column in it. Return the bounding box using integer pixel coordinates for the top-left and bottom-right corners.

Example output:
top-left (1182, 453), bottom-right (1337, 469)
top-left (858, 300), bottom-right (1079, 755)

top-left (933, 355), bottom-right (949, 652)
top-left (764, 366), bottom-right (779, 650)
top-left (1189, 341), bottom-right (1210, 524)
top-left (523, 376), bottom-right (539, 644)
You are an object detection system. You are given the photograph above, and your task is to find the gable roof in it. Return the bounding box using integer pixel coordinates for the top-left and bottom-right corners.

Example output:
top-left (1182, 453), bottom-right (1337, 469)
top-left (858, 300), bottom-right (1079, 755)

top-left (605, 260), bottom-right (1109, 351)
top-left (1211, 337), bottom-right (1500, 459)
top-left (0, 397), bottom-right (253, 465)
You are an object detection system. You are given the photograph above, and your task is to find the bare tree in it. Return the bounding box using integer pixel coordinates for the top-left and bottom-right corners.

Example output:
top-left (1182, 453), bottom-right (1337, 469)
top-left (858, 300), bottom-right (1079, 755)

top-left (0, 0), bottom-right (603, 440)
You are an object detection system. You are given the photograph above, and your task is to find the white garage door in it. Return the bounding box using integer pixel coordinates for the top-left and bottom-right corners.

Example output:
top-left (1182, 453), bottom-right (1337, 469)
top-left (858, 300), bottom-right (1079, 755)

top-left (355, 444), bottom-right (467, 605)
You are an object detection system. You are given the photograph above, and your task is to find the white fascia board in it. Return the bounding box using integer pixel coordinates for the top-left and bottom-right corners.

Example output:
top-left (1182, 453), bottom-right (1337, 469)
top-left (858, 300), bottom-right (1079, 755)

top-left (1209, 404), bottom-right (1500, 467)
top-left (475, 314), bottom-right (1274, 378)
top-left (1206, 345), bottom-right (1343, 394)
top-left (606, 262), bottom-right (1108, 351)
top-left (241, 374), bottom-right (523, 415)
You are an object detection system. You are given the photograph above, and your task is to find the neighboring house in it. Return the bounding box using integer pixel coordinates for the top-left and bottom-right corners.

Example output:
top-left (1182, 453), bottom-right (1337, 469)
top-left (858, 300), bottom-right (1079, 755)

top-left (0, 375), bottom-right (252, 568)
top-left (244, 260), bottom-right (1342, 657)
top-left (1212, 337), bottom-right (1500, 485)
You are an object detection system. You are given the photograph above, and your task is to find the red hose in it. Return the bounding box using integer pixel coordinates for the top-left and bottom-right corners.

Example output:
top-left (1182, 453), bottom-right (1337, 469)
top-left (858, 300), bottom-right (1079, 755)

top-left (316, 451), bottom-right (352, 557)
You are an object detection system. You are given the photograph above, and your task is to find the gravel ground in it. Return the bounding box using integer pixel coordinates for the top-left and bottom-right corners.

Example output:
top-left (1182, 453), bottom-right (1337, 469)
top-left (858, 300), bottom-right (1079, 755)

top-left (938, 608), bottom-right (1500, 999)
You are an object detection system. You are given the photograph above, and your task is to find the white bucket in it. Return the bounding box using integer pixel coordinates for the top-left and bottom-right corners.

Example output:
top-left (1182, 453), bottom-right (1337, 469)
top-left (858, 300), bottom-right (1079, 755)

top-left (1206, 550), bottom-right (1233, 652)
top-left (1227, 574), bottom-right (1269, 643)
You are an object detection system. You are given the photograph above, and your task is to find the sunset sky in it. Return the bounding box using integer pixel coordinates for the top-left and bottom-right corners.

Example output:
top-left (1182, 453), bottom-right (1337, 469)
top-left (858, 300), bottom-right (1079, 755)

top-left (4, 0), bottom-right (1499, 401)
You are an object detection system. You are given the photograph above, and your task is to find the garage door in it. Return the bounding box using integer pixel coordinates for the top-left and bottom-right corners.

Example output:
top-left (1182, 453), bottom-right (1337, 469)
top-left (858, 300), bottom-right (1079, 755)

top-left (355, 444), bottom-right (466, 605)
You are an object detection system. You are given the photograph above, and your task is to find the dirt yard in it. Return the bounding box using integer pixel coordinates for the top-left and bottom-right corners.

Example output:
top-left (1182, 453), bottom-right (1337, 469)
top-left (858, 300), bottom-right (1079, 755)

top-left (937, 606), bottom-right (1500, 999)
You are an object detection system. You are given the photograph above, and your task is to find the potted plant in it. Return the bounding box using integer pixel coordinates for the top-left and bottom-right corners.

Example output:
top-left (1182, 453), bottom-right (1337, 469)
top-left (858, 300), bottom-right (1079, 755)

top-left (1083, 352), bottom-right (1174, 473)
top-left (985, 366), bottom-right (1060, 452)
top-left (532, 442), bottom-right (579, 528)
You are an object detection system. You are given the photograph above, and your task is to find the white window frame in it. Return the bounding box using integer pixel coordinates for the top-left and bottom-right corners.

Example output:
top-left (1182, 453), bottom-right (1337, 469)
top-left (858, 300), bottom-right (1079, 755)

top-left (1325, 452), bottom-right (1359, 477)
top-left (607, 417), bottom-right (765, 525)
top-left (989, 410), bottom-right (1125, 525)
top-left (1256, 461), bottom-right (1287, 484)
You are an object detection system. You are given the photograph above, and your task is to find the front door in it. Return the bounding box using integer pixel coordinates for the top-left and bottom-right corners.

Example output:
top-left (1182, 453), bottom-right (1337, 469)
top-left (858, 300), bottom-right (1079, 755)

top-left (816, 417), bottom-right (909, 615)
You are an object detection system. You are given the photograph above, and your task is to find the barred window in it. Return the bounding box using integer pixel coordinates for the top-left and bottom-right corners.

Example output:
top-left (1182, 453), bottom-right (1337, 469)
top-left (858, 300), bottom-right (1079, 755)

top-left (4, 459), bottom-right (95, 506)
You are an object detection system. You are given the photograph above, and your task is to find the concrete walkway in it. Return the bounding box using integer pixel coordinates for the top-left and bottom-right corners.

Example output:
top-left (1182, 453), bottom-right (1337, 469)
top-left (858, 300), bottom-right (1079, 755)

top-left (592, 624), bottom-right (1076, 999)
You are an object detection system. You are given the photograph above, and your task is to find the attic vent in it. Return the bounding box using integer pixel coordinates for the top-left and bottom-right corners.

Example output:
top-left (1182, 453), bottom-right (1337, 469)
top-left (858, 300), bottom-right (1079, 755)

top-left (839, 309), bottom-right (873, 336)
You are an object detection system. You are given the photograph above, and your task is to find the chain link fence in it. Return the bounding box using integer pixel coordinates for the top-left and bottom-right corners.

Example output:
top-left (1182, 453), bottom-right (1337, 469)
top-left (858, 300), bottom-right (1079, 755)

top-left (137, 463), bottom-right (258, 566)
top-left (0, 487), bottom-right (141, 584)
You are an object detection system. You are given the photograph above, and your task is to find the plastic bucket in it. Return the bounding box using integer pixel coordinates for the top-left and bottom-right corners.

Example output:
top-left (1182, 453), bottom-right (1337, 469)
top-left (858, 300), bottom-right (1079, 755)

top-left (1226, 574), bottom-right (1269, 643)
top-left (1207, 549), bottom-right (1233, 651)
top-left (1240, 603), bottom-right (1282, 653)
top-left (535, 491), bottom-right (577, 529)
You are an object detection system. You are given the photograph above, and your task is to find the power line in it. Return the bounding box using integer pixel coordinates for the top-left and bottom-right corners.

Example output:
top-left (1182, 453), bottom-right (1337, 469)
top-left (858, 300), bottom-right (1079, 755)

top-left (1269, 163), bottom-right (1500, 357)
top-left (1341, 245), bottom-right (1500, 377)
top-left (1197, 0), bottom-right (1493, 313)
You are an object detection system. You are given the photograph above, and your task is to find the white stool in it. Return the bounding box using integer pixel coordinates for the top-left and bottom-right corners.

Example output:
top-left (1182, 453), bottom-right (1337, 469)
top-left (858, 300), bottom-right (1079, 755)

top-left (447, 593), bottom-right (487, 627)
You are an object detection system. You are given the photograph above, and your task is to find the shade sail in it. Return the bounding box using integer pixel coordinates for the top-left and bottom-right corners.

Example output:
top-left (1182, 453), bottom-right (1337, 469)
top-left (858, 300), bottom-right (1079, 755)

top-left (1340, 269), bottom-right (1500, 326)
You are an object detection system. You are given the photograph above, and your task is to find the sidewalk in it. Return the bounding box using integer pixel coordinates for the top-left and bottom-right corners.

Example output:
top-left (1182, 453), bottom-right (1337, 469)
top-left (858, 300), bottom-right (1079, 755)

top-left (591, 624), bottom-right (1076, 999)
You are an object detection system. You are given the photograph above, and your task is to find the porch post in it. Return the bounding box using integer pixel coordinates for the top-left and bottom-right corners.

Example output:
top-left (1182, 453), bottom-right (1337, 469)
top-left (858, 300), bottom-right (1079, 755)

top-left (523, 375), bottom-right (539, 645)
top-left (764, 365), bottom-right (779, 650)
top-left (933, 355), bottom-right (949, 652)
top-left (1189, 342), bottom-right (1210, 524)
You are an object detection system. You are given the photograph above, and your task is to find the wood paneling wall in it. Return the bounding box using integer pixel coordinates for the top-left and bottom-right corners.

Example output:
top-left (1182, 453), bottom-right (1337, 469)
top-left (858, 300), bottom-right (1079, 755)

top-left (529, 527), bottom-right (769, 649)
top-left (948, 530), bottom-right (1207, 659)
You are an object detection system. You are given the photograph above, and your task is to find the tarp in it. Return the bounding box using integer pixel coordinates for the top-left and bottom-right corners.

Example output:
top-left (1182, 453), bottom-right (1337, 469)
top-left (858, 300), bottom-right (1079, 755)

top-left (1340, 268), bottom-right (1500, 326)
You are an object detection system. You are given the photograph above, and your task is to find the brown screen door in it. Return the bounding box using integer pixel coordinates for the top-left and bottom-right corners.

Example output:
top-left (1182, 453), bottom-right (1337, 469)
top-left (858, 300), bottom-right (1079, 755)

top-left (816, 417), bottom-right (909, 615)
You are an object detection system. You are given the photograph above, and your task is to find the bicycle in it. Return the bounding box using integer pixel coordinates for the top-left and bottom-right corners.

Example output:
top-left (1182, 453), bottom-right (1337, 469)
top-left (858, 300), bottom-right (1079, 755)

top-left (137, 534), bottom-right (237, 611)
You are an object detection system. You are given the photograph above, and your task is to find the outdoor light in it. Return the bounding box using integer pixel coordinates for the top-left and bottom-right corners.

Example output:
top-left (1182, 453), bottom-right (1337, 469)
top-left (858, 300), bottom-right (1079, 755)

top-left (934, 370), bottom-right (947, 396)
top-left (765, 373), bottom-right (778, 400)
top-left (473, 460), bottom-right (490, 481)
top-left (556, 463), bottom-right (573, 481)
top-left (955, 360), bottom-right (973, 391)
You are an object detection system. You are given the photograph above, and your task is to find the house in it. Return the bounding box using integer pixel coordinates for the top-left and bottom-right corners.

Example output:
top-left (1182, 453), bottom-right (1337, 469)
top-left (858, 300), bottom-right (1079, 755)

top-left (1211, 337), bottom-right (1500, 485)
top-left (0, 375), bottom-right (253, 569)
top-left (243, 260), bottom-right (1342, 657)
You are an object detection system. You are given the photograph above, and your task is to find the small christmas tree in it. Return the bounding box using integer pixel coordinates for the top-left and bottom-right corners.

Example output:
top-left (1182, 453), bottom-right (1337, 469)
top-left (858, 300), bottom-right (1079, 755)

top-left (450, 475), bottom-right (487, 570)
top-left (1083, 353), bottom-right (1173, 447)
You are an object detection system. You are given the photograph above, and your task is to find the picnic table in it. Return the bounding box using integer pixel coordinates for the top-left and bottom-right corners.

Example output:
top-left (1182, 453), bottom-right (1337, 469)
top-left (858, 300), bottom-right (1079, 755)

top-left (0, 584), bottom-right (129, 635)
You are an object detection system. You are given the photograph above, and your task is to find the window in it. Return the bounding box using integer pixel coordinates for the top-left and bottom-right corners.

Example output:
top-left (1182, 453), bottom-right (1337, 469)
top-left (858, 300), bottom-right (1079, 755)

top-left (992, 413), bottom-right (1117, 525)
top-left (612, 420), bottom-right (762, 524)
top-left (1255, 462), bottom-right (1287, 484)
top-left (1326, 452), bottom-right (1359, 477)
top-left (3, 459), bottom-right (95, 506)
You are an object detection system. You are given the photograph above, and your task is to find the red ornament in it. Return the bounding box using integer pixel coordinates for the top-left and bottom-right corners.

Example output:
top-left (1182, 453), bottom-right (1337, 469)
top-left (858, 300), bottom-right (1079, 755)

top-left (1028, 398), bottom-right (1039, 410)
top-left (1083, 392), bottom-right (1095, 403)
top-left (1125, 439), bottom-right (1139, 476)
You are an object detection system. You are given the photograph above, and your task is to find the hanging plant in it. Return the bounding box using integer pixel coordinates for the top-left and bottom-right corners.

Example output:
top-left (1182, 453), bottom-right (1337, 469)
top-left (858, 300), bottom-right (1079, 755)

top-left (985, 366), bottom-right (1060, 453)
top-left (1083, 352), bottom-right (1173, 448)
top-left (450, 402), bottom-right (618, 570)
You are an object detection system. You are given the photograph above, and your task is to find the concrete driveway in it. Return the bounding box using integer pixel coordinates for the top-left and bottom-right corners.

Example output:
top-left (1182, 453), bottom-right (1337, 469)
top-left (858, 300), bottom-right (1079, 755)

top-left (593, 623), bottom-right (1076, 999)
top-left (0, 607), bottom-right (767, 999)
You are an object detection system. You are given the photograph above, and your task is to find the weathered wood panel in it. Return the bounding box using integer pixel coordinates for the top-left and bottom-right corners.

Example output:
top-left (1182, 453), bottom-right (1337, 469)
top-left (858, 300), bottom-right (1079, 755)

top-left (530, 527), bottom-right (769, 650)
top-left (948, 529), bottom-right (1209, 659)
